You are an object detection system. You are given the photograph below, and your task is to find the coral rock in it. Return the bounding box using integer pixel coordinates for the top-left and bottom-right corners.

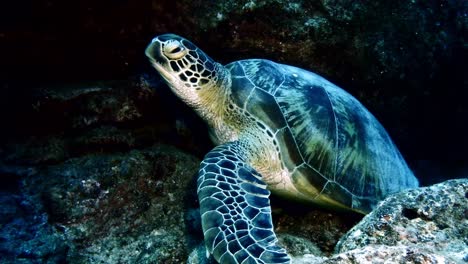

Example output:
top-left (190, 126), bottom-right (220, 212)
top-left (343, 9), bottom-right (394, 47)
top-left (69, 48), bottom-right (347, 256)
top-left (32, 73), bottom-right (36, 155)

top-left (336, 179), bottom-right (468, 263)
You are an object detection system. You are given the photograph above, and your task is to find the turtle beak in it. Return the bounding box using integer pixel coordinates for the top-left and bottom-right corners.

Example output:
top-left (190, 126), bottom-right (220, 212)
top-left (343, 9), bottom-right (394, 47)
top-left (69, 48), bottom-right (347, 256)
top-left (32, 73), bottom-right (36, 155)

top-left (145, 39), bottom-right (176, 83)
top-left (145, 39), bottom-right (163, 62)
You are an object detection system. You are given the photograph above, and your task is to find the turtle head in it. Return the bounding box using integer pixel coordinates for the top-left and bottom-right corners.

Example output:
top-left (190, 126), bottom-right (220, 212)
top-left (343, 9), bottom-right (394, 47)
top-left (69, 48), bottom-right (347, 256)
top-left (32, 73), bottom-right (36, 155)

top-left (145, 34), bottom-right (230, 107)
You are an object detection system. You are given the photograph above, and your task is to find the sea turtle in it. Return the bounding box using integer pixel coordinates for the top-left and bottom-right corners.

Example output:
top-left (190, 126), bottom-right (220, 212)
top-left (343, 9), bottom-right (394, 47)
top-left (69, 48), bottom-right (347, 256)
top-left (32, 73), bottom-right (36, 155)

top-left (145, 34), bottom-right (419, 263)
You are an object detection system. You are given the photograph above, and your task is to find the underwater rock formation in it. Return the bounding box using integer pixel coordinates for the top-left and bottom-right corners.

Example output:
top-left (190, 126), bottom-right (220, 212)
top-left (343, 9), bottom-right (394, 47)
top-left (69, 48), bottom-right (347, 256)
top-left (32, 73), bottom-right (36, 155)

top-left (39, 145), bottom-right (202, 263)
top-left (334, 179), bottom-right (468, 263)
top-left (322, 245), bottom-right (459, 264)
top-left (0, 193), bottom-right (68, 263)
top-left (0, 77), bottom-right (212, 163)
top-left (1, 144), bottom-right (203, 263)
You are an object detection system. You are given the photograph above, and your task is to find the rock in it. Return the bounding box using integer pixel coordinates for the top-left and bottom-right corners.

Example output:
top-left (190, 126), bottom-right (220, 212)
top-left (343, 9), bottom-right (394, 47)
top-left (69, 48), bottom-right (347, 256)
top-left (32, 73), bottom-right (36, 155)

top-left (273, 204), bottom-right (362, 255)
top-left (335, 179), bottom-right (468, 263)
top-left (38, 145), bottom-right (201, 263)
top-left (0, 144), bottom-right (205, 263)
top-left (278, 233), bottom-right (324, 257)
top-left (187, 243), bottom-right (217, 264)
top-left (2, 136), bottom-right (69, 165)
top-left (324, 245), bottom-right (458, 264)
top-left (0, 79), bottom-right (212, 165)
top-left (292, 254), bottom-right (329, 264)
top-left (0, 193), bottom-right (69, 264)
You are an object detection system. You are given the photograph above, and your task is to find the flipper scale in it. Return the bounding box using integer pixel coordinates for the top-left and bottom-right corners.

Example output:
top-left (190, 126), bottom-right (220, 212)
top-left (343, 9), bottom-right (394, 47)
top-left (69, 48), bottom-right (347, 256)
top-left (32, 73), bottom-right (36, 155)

top-left (198, 141), bottom-right (291, 264)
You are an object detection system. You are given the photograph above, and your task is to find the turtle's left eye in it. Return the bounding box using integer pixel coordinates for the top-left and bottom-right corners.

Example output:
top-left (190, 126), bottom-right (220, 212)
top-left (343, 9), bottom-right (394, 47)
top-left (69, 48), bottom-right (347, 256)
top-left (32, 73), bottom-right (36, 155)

top-left (163, 40), bottom-right (188, 60)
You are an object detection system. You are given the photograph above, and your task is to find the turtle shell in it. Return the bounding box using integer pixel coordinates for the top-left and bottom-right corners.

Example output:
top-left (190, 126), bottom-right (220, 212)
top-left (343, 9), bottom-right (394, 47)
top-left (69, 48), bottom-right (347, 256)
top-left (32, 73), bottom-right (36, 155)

top-left (226, 59), bottom-right (418, 213)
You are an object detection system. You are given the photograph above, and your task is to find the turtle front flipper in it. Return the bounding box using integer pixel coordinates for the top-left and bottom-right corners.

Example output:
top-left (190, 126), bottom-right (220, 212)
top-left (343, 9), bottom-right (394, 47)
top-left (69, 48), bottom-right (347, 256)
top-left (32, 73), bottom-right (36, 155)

top-left (197, 141), bottom-right (291, 264)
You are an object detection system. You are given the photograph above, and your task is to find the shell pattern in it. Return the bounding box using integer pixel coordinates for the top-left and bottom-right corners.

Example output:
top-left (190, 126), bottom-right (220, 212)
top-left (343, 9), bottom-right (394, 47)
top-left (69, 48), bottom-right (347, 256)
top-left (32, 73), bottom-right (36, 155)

top-left (227, 59), bottom-right (418, 213)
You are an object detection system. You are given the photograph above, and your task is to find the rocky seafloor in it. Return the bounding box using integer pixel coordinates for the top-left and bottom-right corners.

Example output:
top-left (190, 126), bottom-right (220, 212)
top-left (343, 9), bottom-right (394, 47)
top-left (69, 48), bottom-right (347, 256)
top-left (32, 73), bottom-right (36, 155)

top-left (1, 0), bottom-right (467, 263)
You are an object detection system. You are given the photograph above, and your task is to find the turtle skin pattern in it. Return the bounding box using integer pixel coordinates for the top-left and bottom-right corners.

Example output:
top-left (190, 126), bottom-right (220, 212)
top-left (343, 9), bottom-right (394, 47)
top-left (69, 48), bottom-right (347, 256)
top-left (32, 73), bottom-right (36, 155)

top-left (198, 141), bottom-right (291, 264)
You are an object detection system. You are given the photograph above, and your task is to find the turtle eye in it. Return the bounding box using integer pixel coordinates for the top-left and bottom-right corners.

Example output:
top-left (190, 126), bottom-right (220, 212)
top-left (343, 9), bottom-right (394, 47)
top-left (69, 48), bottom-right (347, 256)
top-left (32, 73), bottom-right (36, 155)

top-left (163, 40), bottom-right (188, 60)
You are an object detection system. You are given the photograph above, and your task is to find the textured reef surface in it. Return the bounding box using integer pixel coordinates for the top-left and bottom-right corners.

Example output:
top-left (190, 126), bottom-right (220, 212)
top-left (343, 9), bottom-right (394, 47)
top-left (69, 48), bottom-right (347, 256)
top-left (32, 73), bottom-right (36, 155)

top-left (332, 179), bottom-right (468, 264)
